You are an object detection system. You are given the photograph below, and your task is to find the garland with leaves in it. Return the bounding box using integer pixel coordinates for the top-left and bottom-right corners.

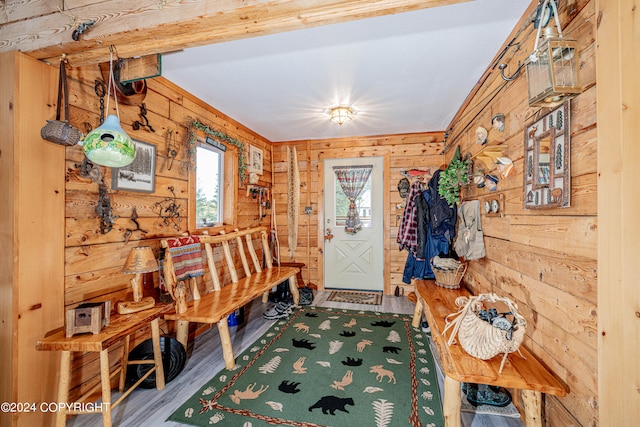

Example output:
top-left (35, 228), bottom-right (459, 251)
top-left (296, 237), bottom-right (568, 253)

top-left (187, 120), bottom-right (248, 184)
top-left (438, 147), bottom-right (470, 207)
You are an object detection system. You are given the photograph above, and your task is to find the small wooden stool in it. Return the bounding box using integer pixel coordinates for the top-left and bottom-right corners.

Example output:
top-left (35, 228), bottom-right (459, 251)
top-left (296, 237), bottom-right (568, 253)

top-left (37, 304), bottom-right (172, 427)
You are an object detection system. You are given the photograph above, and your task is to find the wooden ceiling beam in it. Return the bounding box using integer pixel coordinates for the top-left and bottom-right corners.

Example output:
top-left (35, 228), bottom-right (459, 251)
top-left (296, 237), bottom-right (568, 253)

top-left (0, 0), bottom-right (468, 67)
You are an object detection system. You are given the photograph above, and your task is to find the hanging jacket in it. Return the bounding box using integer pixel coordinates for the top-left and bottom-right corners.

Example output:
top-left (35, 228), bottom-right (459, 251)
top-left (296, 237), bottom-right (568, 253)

top-left (397, 180), bottom-right (423, 255)
top-left (453, 200), bottom-right (486, 260)
top-left (428, 169), bottom-right (457, 239)
top-left (415, 190), bottom-right (429, 260)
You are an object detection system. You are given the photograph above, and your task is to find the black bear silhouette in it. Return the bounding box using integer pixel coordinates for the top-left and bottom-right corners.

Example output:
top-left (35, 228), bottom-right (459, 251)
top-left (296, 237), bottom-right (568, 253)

top-left (339, 331), bottom-right (356, 337)
top-left (371, 320), bottom-right (395, 327)
top-left (292, 338), bottom-right (316, 350)
top-left (278, 380), bottom-right (301, 394)
top-left (305, 313), bottom-right (318, 318)
top-left (341, 357), bottom-right (363, 366)
top-left (308, 396), bottom-right (355, 415)
top-left (382, 346), bottom-right (402, 354)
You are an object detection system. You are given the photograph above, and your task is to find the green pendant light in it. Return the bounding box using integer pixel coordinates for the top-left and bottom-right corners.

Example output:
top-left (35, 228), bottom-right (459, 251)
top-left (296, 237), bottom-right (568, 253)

top-left (83, 47), bottom-right (136, 167)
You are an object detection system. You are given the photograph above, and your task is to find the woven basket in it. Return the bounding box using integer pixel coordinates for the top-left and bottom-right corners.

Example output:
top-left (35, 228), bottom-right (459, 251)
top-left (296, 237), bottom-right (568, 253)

top-left (443, 293), bottom-right (526, 373)
top-left (431, 261), bottom-right (467, 289)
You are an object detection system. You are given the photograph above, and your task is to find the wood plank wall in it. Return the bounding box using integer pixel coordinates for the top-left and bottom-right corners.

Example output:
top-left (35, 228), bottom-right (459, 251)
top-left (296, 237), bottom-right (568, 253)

top-left (62, 66), bottom-right (272, 402)
top-left (595, 0), bottom-right (640, 424)
top-left (443, 0), bottom-right (597, 425)
top-left (271, 134), bottom-right (444, 296)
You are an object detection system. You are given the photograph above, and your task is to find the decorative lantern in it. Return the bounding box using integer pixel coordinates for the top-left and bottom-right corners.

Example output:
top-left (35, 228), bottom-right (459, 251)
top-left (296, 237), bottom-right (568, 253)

top-left (83, 115), bottom-right (136, 167)
top-left (525, 0), bottom-right (581, 107)
top-left (83, 47), bottom-right (136, 167)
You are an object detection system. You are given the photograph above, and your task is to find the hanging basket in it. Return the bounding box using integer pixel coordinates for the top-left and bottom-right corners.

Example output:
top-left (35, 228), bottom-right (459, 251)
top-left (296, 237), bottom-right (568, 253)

top-left (443, 293), bottom-right (526, 373)
top-left (431, 259), bottom-right (467, 289)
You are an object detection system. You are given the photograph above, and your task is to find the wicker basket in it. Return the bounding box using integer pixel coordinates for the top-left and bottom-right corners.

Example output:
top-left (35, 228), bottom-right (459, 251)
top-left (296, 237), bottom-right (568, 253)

top-left (442, 293), bottom-right (526, 373)
top-left (431, 261), bottom-right (467, 289)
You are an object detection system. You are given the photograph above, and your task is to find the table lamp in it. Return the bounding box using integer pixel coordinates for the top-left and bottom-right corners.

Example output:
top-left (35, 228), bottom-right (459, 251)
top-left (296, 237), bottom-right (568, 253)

top-left (118, 246), bottom-right (158, 314)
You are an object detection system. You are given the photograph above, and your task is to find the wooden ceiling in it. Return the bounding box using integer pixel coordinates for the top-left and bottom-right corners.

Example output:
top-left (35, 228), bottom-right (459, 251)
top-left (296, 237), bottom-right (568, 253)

top-left (1, 0), bottom-right (467, 67)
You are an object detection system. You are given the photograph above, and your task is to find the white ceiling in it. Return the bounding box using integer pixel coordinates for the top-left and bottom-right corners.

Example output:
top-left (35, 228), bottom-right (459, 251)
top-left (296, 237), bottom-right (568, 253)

top-left (162, 0), bottom-right (530, 142)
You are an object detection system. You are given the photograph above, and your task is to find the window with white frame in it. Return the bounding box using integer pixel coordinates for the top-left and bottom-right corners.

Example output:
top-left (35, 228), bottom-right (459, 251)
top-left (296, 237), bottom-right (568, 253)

top-left (195, 143), bottom-right (224, 228)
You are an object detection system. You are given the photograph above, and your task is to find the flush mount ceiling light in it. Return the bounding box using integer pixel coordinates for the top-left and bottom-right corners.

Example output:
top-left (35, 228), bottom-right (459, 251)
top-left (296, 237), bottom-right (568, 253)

top-left (329, 106), bottom-right (354, 125)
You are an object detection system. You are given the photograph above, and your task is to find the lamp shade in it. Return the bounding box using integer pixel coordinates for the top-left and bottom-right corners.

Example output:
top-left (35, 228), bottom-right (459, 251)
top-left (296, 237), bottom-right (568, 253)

top-left (83, 114), bottom-right (136, 167)
top-left (121, 247), bottom-right (158, 274)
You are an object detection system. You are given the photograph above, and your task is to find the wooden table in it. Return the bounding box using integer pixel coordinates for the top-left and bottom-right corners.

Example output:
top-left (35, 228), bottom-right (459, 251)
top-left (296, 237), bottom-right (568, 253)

top-left (412, 280), bottom-right (568, 427)
top-left (37, 304), bottom-right (173, 427)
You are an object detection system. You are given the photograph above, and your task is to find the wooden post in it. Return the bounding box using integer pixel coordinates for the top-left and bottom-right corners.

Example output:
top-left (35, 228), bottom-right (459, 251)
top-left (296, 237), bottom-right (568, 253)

top-left (176, 320), bottom-right (189, 349)
top-left (412, 299), bottom-right (423, 328)
top-left (150, 318), bottom-right (166, 390)
top-left (288, 275), bottom-right (300, 306)
top-left (204, 242), bottom-right (220, 291)
top-left (521, 390), bottom-right (542, 427)
top-left (55, 351), bottom-right (71, 427)
top-left (118, 335), bottom-right (130, 393)
top-left (99, 349), bottom-right (112, 427)
top-left (217, 320), bottom-right (236, 370)
top-left (443, 376), bottom-right (461, 427)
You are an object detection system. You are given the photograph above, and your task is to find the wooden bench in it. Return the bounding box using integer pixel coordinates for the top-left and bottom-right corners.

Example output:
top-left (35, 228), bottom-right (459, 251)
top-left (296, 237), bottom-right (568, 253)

top-left (412, 280), bottom-right (568, 427)
top-left (161, 226), bottom-right (300, 370)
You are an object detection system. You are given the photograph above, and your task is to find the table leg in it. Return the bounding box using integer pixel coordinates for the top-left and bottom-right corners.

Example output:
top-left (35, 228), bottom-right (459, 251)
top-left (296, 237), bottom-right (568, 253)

top-left (55, 351), bottom-right (71, 427)
top-left (99, 349), bottom-right (112, 427)
top-left (150, 318), bottom-right (166, 390)
top-left (412, 298), bottom-right (424, 328)
top-left (443, 375), bottom-right (461, 427)
top-left (118, 335), bottom-right (130, 393)
top-left (176, 320), bottom-right (189, 349)
top-left (288, 276), bottom-right (300, 306)
top-left (217, 320), bottom-right (236, 370)
top-left (521, 389), bottom-right (543, 427)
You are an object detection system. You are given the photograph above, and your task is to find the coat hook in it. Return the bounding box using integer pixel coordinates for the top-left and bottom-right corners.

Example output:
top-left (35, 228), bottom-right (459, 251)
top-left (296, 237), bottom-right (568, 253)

top-left (499, 62), bottom-right (522, 81)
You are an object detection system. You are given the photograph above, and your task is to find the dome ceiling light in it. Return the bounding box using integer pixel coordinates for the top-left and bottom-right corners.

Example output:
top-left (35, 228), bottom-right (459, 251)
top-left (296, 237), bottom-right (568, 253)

top-left (329, 106), bottom-right (354, 126)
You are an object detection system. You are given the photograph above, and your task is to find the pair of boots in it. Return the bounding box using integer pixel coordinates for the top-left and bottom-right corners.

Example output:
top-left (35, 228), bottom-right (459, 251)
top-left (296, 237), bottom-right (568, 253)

top-left (462, 383), bottom-right (512, 407)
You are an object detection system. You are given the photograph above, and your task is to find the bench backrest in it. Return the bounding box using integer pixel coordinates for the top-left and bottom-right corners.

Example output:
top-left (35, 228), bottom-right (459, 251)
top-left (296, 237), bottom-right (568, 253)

top-left (160, 227), bottom-right (273, 300)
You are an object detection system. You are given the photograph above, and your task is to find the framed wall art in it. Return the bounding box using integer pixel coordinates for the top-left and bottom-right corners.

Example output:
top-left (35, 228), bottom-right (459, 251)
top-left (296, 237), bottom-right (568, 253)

top-left (523, 101), bottom-right (570, 209)
top-left (250, 145), bottom-right (264, 175)
top-left (112, 139), bottom-right (157, 193)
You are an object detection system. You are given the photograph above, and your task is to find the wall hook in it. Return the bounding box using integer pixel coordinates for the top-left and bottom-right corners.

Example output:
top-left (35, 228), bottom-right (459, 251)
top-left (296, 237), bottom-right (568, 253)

top-left (499, 62), bottom-right (522, 82)
top-left (72, 20), bottom-right (95, 41)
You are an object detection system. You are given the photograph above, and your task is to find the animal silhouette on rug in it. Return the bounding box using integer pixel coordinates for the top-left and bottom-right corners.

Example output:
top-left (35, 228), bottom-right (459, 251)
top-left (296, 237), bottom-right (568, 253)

top-left (292, 338), bottom-right (316, 350)
top-left (383, 346), bottom-right (402, 354)
top-left (371, 320), bottom-right (395, 327)
top-left (342, 357), bottom-right (363, 366)
top-left (340, 330), bottom-right (356, 337)
top-left (308, 396), bottom-right (355, 415)
top-left (278, 380), bottom-right (301, 394)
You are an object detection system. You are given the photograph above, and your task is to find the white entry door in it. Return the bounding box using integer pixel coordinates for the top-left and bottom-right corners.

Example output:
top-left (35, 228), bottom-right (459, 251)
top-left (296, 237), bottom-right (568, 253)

top-left (323, 157), bottom-right (384, 291)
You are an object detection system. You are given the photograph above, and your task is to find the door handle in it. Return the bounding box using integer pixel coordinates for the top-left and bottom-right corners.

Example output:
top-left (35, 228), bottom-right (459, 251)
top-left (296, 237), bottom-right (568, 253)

top-left (324, 228), bottom-right (334, 242)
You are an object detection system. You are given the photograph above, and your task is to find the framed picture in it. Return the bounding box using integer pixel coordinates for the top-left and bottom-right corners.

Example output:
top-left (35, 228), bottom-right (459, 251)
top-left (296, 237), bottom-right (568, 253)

top-left (250, 145), bottom-right (264, 175)
top-left (112, 139), bottom-right (157, 192)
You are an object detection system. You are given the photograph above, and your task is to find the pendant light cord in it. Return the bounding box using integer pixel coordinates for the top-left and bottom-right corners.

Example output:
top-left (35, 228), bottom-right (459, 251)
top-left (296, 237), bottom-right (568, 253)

top-left (105, 46), bottom-right (121, 119)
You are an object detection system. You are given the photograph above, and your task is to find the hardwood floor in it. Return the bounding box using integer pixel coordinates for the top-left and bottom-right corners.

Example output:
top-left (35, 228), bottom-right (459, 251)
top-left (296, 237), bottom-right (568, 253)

top-left (66, 291), bottom-right (524, 426)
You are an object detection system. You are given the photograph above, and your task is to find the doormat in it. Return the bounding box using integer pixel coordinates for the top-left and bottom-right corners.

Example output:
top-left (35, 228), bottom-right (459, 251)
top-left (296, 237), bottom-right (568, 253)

top-left (168, 306), bottom-right (444, 427)
top-left (327, 290), bottom-right (382, 305)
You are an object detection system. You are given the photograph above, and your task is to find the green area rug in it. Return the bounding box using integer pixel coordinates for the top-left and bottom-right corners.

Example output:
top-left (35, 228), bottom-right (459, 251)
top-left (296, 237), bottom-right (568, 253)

top-left (168, 306), bottom-right (444, 426)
